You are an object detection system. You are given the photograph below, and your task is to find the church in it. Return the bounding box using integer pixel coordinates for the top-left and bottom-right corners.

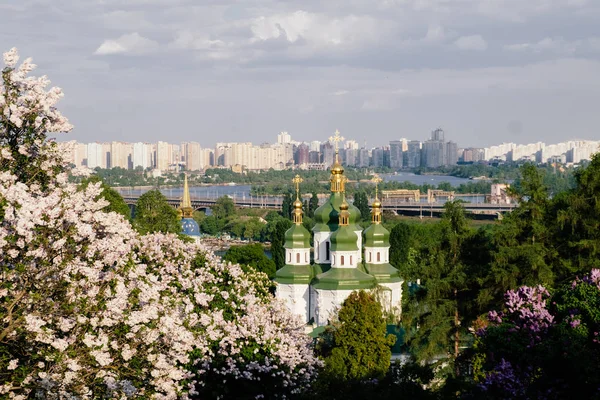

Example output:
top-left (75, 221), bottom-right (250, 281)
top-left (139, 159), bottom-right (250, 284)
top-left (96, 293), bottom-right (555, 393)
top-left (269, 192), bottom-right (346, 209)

top-left (275, 132), bottom-right (403, 326)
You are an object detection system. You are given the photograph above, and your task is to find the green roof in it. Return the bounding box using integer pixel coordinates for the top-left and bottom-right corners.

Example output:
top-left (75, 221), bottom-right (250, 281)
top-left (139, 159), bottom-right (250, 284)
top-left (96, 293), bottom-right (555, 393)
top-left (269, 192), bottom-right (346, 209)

top-left (364, 263), bottom-right (403, 284)
top-left (284, 224), bottom-right (311, 249)
top-left (313, 193), bottom-right (361, 233)
top-left (364, 224), bottom-right (390, 248)
top-left (330, 225), bottom-right (359, 251)
top-left (312, 267), bottom-right (376, 290)
top-left (275, 264), bottom-right (314, 284)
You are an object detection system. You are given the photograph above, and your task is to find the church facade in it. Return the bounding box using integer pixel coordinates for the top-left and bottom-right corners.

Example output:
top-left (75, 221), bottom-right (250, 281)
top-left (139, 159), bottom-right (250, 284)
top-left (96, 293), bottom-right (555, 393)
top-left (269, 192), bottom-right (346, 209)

top-left (275, 141), bottom-right (403, 326)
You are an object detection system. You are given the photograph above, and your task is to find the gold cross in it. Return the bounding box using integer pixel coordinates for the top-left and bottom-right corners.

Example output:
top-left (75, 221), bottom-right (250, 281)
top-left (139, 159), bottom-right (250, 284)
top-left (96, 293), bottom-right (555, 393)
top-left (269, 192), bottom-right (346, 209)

top-left (292, 174), bottom-right (303, 198)
top-left (329, 129), bottom-right (345, 153)
top-left (371, 174), bottom-right (383, 199)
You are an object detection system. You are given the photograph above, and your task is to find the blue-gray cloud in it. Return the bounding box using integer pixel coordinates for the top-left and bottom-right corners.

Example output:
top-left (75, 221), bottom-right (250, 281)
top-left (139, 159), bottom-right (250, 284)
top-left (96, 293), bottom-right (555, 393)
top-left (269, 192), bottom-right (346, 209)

top-left (1, 0), bottom-right (599, 147)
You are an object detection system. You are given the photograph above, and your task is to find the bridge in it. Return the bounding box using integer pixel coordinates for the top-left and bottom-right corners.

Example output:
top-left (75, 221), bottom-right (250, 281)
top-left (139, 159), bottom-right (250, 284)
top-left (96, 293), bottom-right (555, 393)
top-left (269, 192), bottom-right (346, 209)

top-left (121, 194), bottom-right (517, 218)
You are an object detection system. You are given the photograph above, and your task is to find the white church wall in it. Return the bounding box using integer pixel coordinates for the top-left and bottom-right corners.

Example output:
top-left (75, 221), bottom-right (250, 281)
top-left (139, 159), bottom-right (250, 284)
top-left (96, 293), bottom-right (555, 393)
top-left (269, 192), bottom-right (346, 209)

top-left (276, 283), bottom-right (310, 323)
top-left (314, 288), bottom-right (354, 326)
top-left (313, 231), bottom-right (332, 264)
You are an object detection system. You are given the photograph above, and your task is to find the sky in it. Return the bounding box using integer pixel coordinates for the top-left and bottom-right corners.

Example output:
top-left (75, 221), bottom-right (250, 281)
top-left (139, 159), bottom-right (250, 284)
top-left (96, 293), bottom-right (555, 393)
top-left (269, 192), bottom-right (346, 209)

top-left (1, 0), bottom-right (600, 148)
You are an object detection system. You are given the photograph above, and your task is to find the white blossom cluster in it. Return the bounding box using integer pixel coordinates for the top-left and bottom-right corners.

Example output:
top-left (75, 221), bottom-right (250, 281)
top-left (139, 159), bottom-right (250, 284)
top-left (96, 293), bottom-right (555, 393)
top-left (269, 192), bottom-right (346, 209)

top-left (0, 48), bottom-right (320, 399)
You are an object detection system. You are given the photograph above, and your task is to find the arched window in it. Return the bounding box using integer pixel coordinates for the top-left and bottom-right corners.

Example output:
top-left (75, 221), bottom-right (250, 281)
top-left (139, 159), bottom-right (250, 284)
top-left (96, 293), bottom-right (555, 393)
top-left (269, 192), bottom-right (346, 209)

top-left (325, 242), bottom-right (330, 261)
top-left (377, 252), bottom-right (381, 262)
top-left (350, 255), bottom-right (353, 265)
top-left (369, 252), bottom-right (372, 262)
top-left (305, 253), bottom-right (308, 262)
top-left (340, 255), bottom-right (345, 266)
top-left (288, 253), bottom-right (291, 262)
top-left (296, 253), bottom-right (300, 263)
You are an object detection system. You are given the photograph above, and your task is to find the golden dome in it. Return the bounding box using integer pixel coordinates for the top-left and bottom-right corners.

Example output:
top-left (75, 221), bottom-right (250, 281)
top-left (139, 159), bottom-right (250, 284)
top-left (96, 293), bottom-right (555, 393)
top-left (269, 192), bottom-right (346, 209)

top-left (293, 197), bottom-right (303, 209)
top-left (340, 199), bottom-right (349, 211)
top-left (372, 198), bottom-right (382, 208)
top-left (331, 160), bottom-right (344, 175)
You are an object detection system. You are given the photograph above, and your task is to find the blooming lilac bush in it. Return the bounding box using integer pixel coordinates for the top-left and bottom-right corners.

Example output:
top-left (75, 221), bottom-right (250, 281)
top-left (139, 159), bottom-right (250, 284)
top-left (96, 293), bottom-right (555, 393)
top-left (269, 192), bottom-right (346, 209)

top-left (0, 48), bottom-right (319, 399)
top-left (472, 271), bottom-right (600, 399)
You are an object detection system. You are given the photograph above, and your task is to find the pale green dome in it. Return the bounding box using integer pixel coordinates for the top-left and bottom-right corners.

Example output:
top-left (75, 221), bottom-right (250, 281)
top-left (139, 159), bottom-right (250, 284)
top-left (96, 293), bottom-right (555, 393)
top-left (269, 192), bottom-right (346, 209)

top-left (313, 193), bottom-right (361, 233)
top-left (330, 226), bottom-right (358, 251)
top-left (364, 224), bottom-right (390, 248)
top-left (284, 224), bottom-right (310, 249)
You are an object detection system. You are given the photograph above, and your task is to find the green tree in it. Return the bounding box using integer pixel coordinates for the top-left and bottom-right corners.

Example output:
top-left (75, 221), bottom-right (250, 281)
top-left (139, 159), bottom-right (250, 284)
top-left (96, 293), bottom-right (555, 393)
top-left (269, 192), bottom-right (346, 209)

top-left (389, 222), bottom-right (412, 274)
top-left (309, 191), bottom-right (319, 218)
top-left (78, 175), bottom-right (131, 220)
top-left (271, 219), bottom-right (292, 270)
top-left (281, 192), bottom-right (293, 219)
top-left (200, 215), bottom-right (222, 235)
top-left (402, 201), bottom-right (473, 367)
top-left (224, 243), bottom-right (276, 279)
top-left (317, 291), bottom-right (396, 382)
top-left (479, 164), bottom-right (557, 311)
top-left (353, 191), bottom-right (370, 221)
top-left (212, 196), bottom-right (235, 220)
top-left (242, 217), bottom-right (265, 241)
top-left (553, 153), bottom-right (600, 279)
top-left (133, 189), bottom-right (181, 235)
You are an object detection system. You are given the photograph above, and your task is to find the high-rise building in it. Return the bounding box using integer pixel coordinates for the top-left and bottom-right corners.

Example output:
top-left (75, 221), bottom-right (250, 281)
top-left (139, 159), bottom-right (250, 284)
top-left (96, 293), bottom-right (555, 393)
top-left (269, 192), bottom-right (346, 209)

top-left (389, 140), bottom-right (407, 169)
top-left (345, 149), bottom-right (357, 166)
top-left (87, 143), bottom-right (105, 169)
top-left (431, 128), bottom-right (445, 142)
top-left (133, 142), bottom-right (152, 170)
top-left (310, 141), bottom-right (321, 152)
top-left (322, 142), bottom-right (334, 166)
top-left (277, 131), bottom-right (292, 144)
top-left (371, 148), bottom-right (385, 168)
top-left (110, 142), bottom-right (132, 169)
top-left (345, 140), bottom-right (359, 150)
top-left (446, 141), bottom-right (458, 166)
top-left (295, 143), bottom-right (310, 165)
top-left (358, 148), bottom-right (370, 168)
top-left (156, 141), bottom-right (172, 171)
top-left (406, 141), bottom-right (422, 168)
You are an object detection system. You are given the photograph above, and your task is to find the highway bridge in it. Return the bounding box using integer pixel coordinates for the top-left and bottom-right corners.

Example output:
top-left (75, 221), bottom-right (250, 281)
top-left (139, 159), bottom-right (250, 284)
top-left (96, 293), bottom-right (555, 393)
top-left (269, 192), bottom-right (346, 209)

top-left (122, 194), bottom-right (517, 218)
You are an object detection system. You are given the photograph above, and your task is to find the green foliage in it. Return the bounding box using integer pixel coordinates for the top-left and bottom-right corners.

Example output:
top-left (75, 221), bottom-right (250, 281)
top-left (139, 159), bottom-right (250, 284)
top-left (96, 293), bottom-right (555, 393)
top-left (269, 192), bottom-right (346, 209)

top-left (389, 222), bottom-right (412, 274)
top-left (200, 215), bottom-right (222, 235)
top-left (271, 219), bottom-right (292, 270)
top-left (212, 196), bottom-right (235, 219)
top-left (223, 243), bottom-right (276, 279)
top-left (317, 291), bottom-right (396, 382)
top-left (402, 201), bottom-right (476, 365)
top-left (352, 191), bottom-right (370, 220)
top-left (478, 164), bottom-right (558, 311)
top-left (78, 175), bottom-right (131, 220)
top-left (281, 192), bottom-right (293, 219)
top-left (552, 153), bottom-right (600, 278)
top-left (133, 189), bottom-right (181, 235)
top-left (309, 192), bottom-right (319, 218)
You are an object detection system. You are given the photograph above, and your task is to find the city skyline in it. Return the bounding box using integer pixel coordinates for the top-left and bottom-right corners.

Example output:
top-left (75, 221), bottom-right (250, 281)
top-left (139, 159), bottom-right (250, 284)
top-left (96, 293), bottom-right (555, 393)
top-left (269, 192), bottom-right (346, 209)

top-left (60, 130), bottom-right (600, 172)
top-left (2, 1), bottom-right (600, 147)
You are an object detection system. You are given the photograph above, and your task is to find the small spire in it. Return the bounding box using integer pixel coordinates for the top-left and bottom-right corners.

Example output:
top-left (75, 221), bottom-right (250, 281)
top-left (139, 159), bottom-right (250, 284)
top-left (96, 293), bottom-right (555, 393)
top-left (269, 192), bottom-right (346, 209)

top-left (292, 175), bottom-right (304, 225)
top-left (180, 173), bottom-right (194, 218)
top-left (371, 174), bottom-right (383, 224)
top-left (371, 174), bottom-right (383, 201)
top-left (339, 192), bottom-right (350, 226)
top-left (292, 174), bottom-right (303, 201)
top-left (329, 129), bottom-right (345, 166)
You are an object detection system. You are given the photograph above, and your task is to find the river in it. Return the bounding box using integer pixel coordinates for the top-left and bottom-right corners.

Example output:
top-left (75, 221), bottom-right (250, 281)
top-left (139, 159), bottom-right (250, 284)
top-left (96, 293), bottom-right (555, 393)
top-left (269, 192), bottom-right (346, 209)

top-left (114, 173), bottom-right (485, 204)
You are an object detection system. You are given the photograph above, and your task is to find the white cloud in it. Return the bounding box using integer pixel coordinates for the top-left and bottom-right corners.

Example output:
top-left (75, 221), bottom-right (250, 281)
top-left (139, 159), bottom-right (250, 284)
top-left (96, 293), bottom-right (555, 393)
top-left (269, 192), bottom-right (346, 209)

top-left (94, 32), bottom-right (159, 55)
top-left (332, 90), bottom-right (349, 96)
top-left (454, 35), bottom-right (487, 51)
top-left (249, 11), bottom-right (388, 48)
top-left (503, 36), bottom-right (600, 54)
